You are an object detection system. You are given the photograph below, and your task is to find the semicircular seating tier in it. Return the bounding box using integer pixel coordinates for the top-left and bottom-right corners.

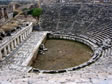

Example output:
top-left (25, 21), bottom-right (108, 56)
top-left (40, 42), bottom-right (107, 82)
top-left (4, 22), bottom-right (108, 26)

top-left (40, 3), bottom-right (112, 45)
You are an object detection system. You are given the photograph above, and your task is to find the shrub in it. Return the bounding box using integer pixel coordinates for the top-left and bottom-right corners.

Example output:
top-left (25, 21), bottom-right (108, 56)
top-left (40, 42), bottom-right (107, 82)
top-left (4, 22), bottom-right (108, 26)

top-left (31, 8), bottom-right (43, 18)
top-left (22, 8), bottom-right (28, 11)
top-left (27, 9), bottom-right (33, 15)
top-left (13, 11), bottom-right (18, 17)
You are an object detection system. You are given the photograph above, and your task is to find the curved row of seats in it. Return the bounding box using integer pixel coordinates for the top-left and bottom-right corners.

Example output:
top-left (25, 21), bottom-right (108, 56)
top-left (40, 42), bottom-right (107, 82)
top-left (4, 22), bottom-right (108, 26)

top-left (40, 3), bottom-right (112, 45)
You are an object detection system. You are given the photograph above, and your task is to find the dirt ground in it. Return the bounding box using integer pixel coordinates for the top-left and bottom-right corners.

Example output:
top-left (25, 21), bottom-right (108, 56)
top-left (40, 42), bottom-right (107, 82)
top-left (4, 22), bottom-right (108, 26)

top-left (32, 39), bottom-right (93, 70)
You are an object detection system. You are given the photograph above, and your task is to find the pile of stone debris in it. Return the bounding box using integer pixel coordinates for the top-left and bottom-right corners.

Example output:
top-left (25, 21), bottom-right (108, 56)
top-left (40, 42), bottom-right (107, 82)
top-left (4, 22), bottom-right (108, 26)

top-left (0, 20), bottom-right (29, 40)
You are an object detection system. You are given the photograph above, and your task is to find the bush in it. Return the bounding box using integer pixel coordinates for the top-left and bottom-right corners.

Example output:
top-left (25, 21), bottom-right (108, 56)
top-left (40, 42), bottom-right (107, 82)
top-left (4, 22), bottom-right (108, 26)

top-left (27, 9), bottom-right (33, 15)
top-left (22, 8), bottom-right (28, 11)
top-left (31, 8), bottom-right (43, 17)
top-left (13, 11), bottom-right (18, 17)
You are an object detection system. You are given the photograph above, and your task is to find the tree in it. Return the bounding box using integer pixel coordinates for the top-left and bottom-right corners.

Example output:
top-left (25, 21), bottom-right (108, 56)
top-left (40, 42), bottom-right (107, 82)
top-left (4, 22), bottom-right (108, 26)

top-left (31, 8), bottom-right (43, 21)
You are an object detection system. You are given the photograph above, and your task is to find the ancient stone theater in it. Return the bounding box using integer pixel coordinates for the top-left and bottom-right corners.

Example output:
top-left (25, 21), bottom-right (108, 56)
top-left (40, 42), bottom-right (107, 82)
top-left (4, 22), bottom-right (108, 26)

top-left (0, 0), bottom-right (112, 84)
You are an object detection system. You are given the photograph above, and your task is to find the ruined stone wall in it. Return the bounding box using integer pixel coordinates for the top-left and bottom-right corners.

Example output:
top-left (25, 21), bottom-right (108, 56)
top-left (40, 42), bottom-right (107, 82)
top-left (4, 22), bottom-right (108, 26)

top-left (40, 0), bottom-right (93, 4)
top-left (40, 0), bottom-right (112, 5)
top-left (0, 5), bottom-right (13, 26)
